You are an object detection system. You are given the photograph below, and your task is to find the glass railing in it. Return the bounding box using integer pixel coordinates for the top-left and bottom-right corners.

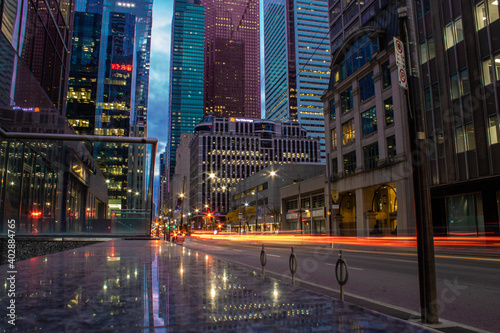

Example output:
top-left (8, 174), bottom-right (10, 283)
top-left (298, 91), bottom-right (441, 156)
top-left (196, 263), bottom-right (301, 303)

top-left (0, 106), bottom-right (157, 236)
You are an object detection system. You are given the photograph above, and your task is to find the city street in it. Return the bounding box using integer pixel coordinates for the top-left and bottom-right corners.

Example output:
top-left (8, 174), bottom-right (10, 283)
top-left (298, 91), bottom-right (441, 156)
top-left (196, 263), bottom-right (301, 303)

top-left (184, 236), bottom-right (500, 332)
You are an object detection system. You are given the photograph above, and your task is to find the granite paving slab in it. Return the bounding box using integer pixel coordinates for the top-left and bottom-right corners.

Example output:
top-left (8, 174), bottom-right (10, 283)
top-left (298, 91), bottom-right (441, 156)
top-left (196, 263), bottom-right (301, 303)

top-left (0, 240), bottom-right (432, 332)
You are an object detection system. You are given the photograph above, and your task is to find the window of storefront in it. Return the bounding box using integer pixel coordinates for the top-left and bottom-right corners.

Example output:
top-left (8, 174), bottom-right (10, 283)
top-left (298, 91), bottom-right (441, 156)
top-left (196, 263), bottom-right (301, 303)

top-left (446, 193), bottom-right (485, 236)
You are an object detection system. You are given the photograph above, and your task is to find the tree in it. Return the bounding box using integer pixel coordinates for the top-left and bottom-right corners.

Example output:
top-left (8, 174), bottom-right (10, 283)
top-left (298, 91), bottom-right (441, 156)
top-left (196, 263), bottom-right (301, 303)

top-left (267, 206), bottom-right (281, 224)
top-left (225, 205), bottom-right (256, 231)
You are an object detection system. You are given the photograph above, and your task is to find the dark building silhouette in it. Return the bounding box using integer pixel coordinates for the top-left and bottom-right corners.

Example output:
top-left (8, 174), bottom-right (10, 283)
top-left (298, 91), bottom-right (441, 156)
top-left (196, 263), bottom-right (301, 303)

top-left (413, 0), bottom-right (500, 236)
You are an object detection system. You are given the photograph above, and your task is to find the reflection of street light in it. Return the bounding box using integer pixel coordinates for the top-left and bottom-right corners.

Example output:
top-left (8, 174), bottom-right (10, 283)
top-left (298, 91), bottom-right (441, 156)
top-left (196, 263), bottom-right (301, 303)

top-left (180, 193), bottom-right (185, 228)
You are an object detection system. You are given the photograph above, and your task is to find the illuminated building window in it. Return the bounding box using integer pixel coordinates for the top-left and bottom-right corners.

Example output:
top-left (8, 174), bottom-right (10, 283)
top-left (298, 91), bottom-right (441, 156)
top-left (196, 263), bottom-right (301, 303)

top-left (361, 107), bottom-right (377, 136)
top-left (342, 119), bottom-right (355, 145)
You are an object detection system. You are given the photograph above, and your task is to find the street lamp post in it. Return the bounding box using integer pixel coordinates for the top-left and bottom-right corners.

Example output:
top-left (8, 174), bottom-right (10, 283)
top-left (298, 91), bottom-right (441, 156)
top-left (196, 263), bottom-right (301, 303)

top-left (297, 174), bottom-right (302, 234)
top-left (253, 191), bottom-right (259, 232)
top-left (168, 208), bottom-right (173, 240)
top-left (270, 170), bottom-right (302, 233)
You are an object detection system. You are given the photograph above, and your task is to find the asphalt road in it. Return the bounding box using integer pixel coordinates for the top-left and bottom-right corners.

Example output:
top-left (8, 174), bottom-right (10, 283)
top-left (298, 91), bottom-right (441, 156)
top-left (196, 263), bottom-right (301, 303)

top-left (183, 237), bottom-right (500, 332)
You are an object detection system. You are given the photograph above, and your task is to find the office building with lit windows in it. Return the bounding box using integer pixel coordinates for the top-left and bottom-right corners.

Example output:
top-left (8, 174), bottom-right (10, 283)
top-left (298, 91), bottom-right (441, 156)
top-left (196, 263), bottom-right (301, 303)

top-left (66, 0), bottom-right (153, 211)
top-left (322, 0), bottom-right (415, 236)
top-left (412, 0), bottom-right (500, 236)
top-left (188, 116), bottom-right (320, 227)
top-left (202, 0), bottom-right (261, 119)
top-left (167, 0), bottom-right (205, 183)
top-left (158, 152), bottom-right (169, 217)
top-left (263, 0), bottom-right (330, 160)
top-left (0, 0), bottom-right (110, 234)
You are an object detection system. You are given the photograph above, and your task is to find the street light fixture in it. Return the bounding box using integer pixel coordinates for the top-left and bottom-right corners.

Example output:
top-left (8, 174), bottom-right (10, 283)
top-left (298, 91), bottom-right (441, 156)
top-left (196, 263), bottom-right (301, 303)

top-left (270, 170), bottom-right (302, 233)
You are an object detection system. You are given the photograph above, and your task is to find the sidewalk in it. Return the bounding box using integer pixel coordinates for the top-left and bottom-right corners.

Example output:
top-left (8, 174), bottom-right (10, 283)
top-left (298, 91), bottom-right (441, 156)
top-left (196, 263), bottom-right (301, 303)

top-left (1, 239), bottom-right (433, 332)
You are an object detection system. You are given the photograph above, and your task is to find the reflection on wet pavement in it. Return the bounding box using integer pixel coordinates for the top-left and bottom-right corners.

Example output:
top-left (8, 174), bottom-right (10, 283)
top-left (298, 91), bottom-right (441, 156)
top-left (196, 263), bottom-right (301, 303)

top-left (0, 240), bottom-right (430, 332)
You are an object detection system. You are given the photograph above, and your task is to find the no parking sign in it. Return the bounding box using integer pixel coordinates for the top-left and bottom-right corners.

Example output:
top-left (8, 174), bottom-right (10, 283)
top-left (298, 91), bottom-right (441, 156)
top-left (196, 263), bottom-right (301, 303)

top-left (394, 37), bottom-right (408, 90)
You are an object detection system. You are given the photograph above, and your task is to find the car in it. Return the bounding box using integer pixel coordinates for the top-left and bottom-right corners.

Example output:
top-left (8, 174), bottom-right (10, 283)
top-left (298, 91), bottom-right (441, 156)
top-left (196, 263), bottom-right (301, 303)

top-left (172, 232), bottom-right (185, 244)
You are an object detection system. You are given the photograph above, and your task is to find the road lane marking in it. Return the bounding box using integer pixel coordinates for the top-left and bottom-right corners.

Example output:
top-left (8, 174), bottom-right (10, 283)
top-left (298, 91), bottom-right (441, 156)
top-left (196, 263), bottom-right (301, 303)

top-left (325, 263), bottom-right (363, 270)
top-left (386, 258), bottom-right (416, 263)
top-left (268, 254), bottom-right (280, 257)
top-left (233, 249), bottom-right (243, 251)
top-left (344, 248), bottom-right (500, 262)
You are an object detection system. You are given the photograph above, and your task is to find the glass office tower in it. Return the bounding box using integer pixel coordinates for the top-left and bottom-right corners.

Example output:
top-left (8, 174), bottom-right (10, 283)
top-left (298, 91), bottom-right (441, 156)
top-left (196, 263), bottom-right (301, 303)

top-left (67, 0), bottom-right (153, 210)
top-left (167, 0), bottom-right (205, 183)
top-left (0, 0), bottom-right (111, 234)
top-left (263, 0), bottom-right (330, 160)
top-left (202, 0), bottom-right (261, 119)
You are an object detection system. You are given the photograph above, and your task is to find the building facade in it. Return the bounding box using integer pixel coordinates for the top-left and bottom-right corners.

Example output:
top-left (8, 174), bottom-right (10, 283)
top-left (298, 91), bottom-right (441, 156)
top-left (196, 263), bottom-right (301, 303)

top-left (228, 164), bottom-right (325, 232)
top-left (188, 116), bottom-right (321, 227)
top-left (66, 0), bottom-right (153, 211)
top-left (167, 0), bottom-right (205, 182)
top-left (263, 0), bottom-right (331, 160)
top-left (413, 0), bottom-right (500, 236)
top-left (158, 152), bottom-right (169, 217)
top-left (202, 0), bottom-right (261, 118)
top-left (0, 0), bottom-right (74, 114)
top-left (322, 0), bottom-right (416, 236)
top-left (280, 173), bottom-right (328, 233)
top-left (0, 0), bottom-right (111, 235)
top-left (169, 133), bottom-right (193, 229)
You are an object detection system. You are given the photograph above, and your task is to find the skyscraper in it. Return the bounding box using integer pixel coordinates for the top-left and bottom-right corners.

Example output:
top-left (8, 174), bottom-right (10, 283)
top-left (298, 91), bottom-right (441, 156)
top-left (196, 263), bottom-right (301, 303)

top-left (0, 0), bottom-right (110, 234)
top-left (167, 0), bottom-right (205, 182)
top-left (67, 0), bottom-right (153, 210)
top-left (413, 0), bottom-right (500, 236)
top-left (202, 0), bottom-right (261, 118)
top-left (263, 0), bottom-right (330, 160)
top-left (0, 0), bottom-right (73, 114)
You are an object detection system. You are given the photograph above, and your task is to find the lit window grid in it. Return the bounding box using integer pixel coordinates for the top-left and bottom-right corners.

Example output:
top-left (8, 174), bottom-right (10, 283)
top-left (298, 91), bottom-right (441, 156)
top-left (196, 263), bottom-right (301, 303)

top-left (191, 119), bottom-right (321, 214)
top-left (264, 0), bottom-right (330, 161)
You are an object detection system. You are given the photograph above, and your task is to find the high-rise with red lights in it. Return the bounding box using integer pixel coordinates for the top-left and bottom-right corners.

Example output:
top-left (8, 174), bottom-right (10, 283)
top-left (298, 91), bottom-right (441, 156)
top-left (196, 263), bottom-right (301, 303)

top-left (202, 0), bottom-right (261, 119)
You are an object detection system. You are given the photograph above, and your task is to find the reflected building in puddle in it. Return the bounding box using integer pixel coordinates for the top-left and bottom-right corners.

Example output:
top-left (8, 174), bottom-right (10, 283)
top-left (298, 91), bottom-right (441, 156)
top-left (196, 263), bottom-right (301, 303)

top-left (0, 240), bottom-right (429, 331)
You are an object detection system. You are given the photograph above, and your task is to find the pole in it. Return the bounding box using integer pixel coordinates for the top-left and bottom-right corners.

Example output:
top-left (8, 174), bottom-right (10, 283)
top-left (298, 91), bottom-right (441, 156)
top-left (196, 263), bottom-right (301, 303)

top-left (180, 176), bottom-right (186, 229)
top-left (327, 154), bottom-right (333, 236)
top-left (255, 191), bottom-right (258, 232)
top-left (398, 3), bottom-right (438, 324)
top-left (298, 174), bottom-right (302, 234)
top-left (263, 194), bottom-right (266, 232)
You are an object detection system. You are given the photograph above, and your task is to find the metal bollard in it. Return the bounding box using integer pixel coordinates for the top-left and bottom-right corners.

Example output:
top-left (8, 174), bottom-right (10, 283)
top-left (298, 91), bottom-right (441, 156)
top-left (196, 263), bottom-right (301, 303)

top-left (260, 244), bottom-right (267, 278)
top-left (335, 249), bottom-right (349, 301)
top-left (289, 246), bottom-right (297, 285)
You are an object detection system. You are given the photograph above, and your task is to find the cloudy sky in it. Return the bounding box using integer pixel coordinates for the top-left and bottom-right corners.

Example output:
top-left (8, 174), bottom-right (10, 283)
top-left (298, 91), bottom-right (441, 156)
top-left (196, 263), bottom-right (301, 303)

top-left (147, 0), bottom-right (266, 203)
top-left (148, 0), bottom-right (173, 203)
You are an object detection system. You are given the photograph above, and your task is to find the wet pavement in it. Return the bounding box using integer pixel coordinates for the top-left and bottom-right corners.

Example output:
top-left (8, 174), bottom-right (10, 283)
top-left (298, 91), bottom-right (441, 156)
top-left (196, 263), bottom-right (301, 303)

top-left (0, 240), bottom-right (432, 332)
